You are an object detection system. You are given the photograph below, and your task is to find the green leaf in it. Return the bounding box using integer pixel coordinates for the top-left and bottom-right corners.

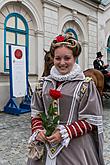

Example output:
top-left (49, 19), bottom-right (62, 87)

top-left (53, 116), bottom-right (59, 124)
top-left (46, 129), bottom-right (52, 136)
top-left (46, 125), bottom-right (56, 136)
top-left (48, 104), bottom-right (53, 116)
top-left (41, 100), bottom-right (59, 137)
top-left (53, 107), bottom-right (57, 112)
top-left (41, 112), bottom-right (47, 125)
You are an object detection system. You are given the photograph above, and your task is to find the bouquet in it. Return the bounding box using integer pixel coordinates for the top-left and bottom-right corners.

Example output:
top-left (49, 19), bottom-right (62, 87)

top-left (41, 89), bottom-right (62, 136)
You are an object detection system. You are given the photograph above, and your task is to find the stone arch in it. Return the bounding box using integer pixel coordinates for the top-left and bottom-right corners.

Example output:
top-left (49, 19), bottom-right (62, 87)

top-left (105, 32), bottom-right (110, 65)
top-left (59, 13), bottom-right (88, 43)
top-left (0, 0), bottom-right (43, 32)
top-left (0, 0), bottom-right (44, 76)
top-left (104, 17), bottom-right (110, 65)
top-left (59, 13), bottom-right (88, 69)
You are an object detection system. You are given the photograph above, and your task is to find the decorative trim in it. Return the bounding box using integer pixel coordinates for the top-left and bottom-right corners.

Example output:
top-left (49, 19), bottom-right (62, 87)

top-left (42, 0), bottom-right (61, 8)
top-left (50, 64), bottom-right (85, 82)
top-left (57, 125), bottom-right (70, 147)
top-left (67, 81), bottom-right (84, 124)
top-left (79, 114), bottom-right (103, 134)
top-left (34, 30), bottom-right (44, 37)
top-left (28, 130), bottom-right (43, 144)
top-left (31, 109), bottom-right (43, 117)
top-left (87, 15), bottom-right (98, 23)
top-left (82, 41), bottom-right (88, 46)
top-left (80, 0), bottom-right (101, 8)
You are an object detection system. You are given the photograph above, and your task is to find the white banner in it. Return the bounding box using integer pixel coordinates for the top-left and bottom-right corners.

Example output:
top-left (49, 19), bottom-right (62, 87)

top-left (11, 45), bottom-right (27, 97)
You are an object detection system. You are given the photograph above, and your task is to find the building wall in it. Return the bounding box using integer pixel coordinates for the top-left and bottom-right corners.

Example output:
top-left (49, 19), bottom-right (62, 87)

top-left (0, 0), bottom-right (44, 110)
top-left (0, 0), bottom-right (110, 110)
top-left (103, 4), bottom-right (110, 64)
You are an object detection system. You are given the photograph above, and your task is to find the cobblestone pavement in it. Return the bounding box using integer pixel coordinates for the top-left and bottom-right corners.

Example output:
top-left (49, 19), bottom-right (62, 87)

top-left (0, 112), bottom-right (31, 165)
top-left (103, 99), bottom-right (110, 165)
top-left (0, 99), bottom-right (110, 165)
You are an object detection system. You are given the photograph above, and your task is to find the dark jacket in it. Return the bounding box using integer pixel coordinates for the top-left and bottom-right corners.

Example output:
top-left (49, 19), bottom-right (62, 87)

top-left (93, 59), bottom-right (108, 74)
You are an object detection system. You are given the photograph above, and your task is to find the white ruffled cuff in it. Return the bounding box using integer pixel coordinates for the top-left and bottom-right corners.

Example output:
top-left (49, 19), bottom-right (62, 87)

top-left (57, 125), bottom-right (70, 147)
top-left (28, 130), bottom-right (42, 144)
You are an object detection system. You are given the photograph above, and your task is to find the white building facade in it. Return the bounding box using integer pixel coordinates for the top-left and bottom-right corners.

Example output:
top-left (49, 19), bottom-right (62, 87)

top-left (0, 0), bottom-right (110, 110)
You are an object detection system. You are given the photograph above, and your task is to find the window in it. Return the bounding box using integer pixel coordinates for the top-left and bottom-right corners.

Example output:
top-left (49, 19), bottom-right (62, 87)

top-left (65, 28), bottom-right (78, 41)
top-left (4, 13), bottom-right (29, 71)
top-left (65, 28), bottom-right (78, 63)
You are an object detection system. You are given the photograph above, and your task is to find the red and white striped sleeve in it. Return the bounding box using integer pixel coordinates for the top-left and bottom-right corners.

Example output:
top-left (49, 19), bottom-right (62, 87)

top-left (31, 116), bottom-right (43, 134)
top-left (65, 120), bottom-right (95, 139)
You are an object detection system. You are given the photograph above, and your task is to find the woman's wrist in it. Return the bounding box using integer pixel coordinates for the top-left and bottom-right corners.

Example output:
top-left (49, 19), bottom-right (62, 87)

top-left (57, 125), bottom-right (70, 147)
top-left (28, 129), bottom-right (45, 144)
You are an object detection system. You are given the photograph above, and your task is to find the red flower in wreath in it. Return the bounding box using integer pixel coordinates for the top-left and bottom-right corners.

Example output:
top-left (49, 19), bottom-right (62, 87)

top-left (49, 89), bottom-right (62, 100)
top-left (55, 35), bottom-right (65, 43)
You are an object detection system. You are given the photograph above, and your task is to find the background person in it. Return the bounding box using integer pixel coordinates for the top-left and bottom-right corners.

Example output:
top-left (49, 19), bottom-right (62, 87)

top-left (27, 34), bottom-right (105, 165)
top-left (93, 51), bottom-right (110, 89)
top-left (93, 51), bottom-right (109, 74)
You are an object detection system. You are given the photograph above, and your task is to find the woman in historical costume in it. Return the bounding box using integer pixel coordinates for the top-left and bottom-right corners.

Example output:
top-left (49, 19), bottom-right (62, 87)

top-left (27, 33), bottom-right (105, 165)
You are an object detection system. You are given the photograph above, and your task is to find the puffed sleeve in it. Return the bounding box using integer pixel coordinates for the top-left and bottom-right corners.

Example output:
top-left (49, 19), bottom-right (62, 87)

top-left (78, 80), bottom-right (104, 165)
top-left (31, 80), bottom-right (45, 134)
top-left (78, 80), bottom-right (103, 134)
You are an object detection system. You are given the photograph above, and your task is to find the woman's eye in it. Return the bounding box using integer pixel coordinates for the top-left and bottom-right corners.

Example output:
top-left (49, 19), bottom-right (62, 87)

top-left (64, 57), bottom-right (71, 60)
top-left (54, 56), bottom-right (71, 61)
top-left (55, 57), bottom-right (61, 60)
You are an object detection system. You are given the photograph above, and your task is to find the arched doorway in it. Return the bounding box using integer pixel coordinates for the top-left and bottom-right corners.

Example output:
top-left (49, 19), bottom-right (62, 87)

top-left (62, 20), bottom-right (85, 68)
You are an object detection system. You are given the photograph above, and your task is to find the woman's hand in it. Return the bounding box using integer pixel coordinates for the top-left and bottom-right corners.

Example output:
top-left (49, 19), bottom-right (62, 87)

top-left (35, 130), bottom-right (46, 143)
top-left (46, 129), bottom-right (62, 144)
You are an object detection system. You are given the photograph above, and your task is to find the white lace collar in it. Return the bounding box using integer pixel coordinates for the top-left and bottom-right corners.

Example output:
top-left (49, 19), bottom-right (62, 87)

top-left (50, 63), bottom-right (85, 82)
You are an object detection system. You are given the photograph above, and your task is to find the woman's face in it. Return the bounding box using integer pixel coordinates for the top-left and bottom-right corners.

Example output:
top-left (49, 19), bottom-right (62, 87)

top-left (54, 46), bottom-right (76, 75)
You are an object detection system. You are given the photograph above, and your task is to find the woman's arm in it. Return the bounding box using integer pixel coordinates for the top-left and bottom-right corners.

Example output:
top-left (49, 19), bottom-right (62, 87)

top-left (65, 120), bottom-right (95, 139)
top-left (29, 81), bottom-right (47, 143)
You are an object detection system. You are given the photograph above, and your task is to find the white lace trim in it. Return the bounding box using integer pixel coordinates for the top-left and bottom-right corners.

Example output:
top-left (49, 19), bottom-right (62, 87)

top-left (28, 130), bottom-right (41, 144)
top-left (50, 63), bottom-right (85, 82)
top-left (57, 125), bottom-right (70, 147)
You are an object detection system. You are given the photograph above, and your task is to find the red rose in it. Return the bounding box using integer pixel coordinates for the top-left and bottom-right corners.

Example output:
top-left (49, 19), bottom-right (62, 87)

top-left (49, 89), bottom-right (62, 100)
top-left (55, 35), bottom-right (65, 43)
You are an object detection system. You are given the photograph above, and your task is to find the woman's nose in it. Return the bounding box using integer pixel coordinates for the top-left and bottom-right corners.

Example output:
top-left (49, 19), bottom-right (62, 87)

top-left (60, 59), bottom-right (65, 65)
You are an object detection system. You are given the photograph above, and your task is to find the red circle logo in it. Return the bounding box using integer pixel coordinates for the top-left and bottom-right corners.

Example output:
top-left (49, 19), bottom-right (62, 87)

top-left (14, 49), bottom-right (23, 59)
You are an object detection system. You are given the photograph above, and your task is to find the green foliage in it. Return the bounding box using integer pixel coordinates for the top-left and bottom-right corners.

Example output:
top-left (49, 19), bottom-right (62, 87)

top-left (41, 101), bottom-right (59, 136)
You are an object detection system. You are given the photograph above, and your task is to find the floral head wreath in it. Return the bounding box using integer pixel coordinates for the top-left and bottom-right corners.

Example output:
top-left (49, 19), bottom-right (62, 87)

top-left (50, 33), bottom-right (81, 57)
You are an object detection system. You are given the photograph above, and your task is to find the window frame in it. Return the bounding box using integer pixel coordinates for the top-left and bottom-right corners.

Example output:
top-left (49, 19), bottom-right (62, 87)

top-left (107, 36), bottom-right (110, 65)
top-left (64, 28), bottom-right (78, 63)
top-left (65, 28), bottom-right (78, 41)
top-left (4, 12), bottom-right (29, 72)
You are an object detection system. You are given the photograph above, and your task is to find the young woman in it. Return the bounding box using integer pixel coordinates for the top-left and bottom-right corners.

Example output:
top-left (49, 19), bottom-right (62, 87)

top-left (27, 33), bottom-right (105, 165)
